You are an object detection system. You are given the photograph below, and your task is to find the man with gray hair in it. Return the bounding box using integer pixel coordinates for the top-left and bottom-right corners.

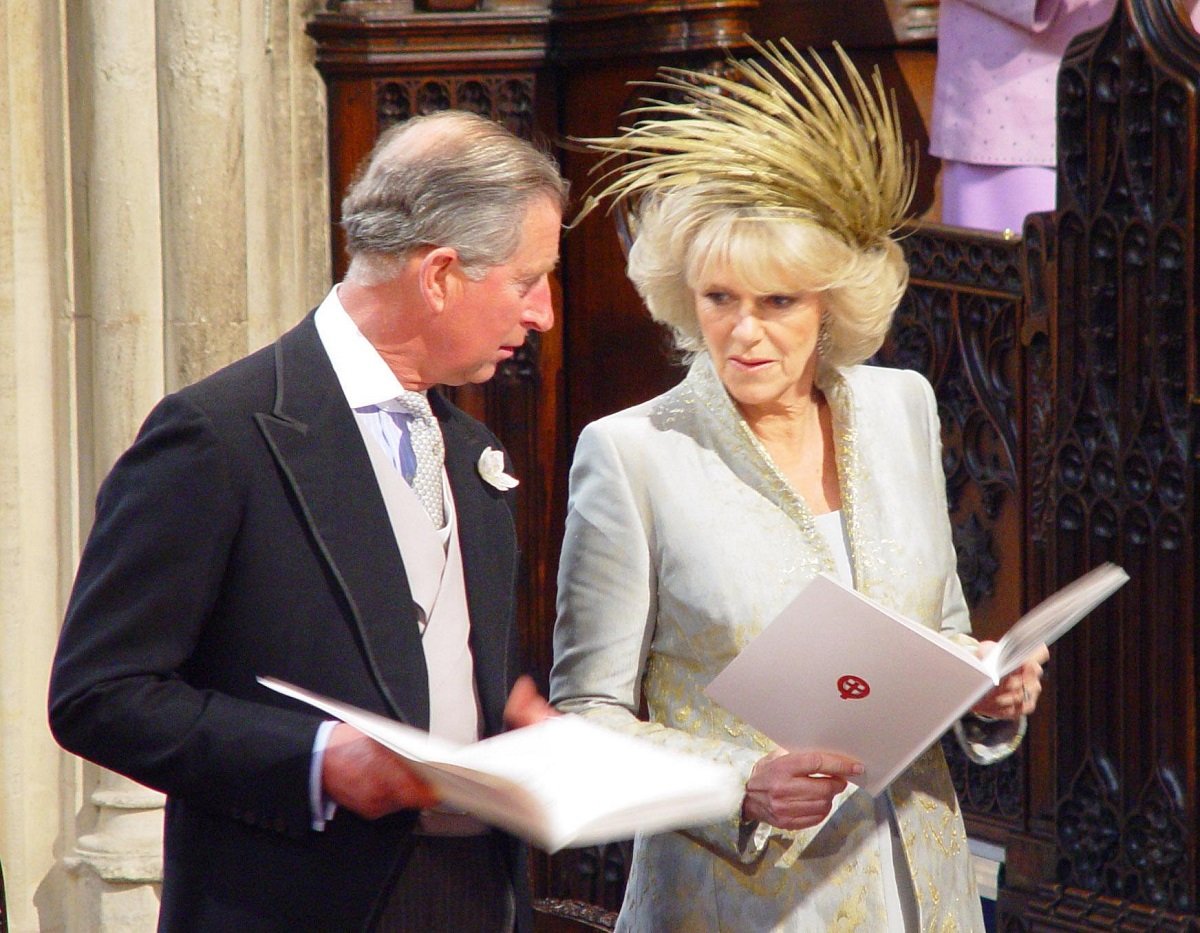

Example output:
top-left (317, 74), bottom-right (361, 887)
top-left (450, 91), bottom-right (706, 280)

top-left (49, 110), bottom-right (566, 931)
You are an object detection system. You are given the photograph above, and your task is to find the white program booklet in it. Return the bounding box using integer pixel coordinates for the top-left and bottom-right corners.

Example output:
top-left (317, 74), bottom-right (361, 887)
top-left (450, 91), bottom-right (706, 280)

top-left (259, 677), bottom-right (743, 853)
top-left (704, 563), bottom-right (1128, 796)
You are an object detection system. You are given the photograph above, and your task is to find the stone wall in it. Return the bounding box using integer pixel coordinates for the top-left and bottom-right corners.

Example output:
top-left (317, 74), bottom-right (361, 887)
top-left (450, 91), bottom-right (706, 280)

top-left (0, 1), bottom-right (330, 929)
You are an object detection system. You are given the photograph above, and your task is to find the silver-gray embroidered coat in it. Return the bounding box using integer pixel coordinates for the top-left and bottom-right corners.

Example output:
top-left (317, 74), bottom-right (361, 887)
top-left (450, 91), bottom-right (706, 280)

top-left (551, 355), bottom-right (1014, 932)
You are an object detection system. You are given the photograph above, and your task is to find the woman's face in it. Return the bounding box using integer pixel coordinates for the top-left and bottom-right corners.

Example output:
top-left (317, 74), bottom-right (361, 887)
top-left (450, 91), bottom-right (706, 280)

top-left (693, 259), bottom-right (825, 416)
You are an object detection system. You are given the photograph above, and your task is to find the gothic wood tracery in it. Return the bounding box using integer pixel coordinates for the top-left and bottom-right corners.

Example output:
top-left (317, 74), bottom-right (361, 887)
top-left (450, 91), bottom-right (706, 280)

top-left (1002, 1), bottom-right (1200, 926)
top-left (879, 224), bottom-right (1029, 830)
top-left (882, 226), bottom-right (1025, 644)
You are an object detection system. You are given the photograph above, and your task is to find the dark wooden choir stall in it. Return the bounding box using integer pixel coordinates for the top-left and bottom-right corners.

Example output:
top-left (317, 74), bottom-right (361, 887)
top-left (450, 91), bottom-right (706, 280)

top-left (306, 0), bottom-right (1200, 928)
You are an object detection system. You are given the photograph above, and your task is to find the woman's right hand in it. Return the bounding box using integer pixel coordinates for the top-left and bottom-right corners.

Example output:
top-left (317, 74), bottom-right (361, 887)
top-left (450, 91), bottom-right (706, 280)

top-left (742, 748), bottom-right (864, 830)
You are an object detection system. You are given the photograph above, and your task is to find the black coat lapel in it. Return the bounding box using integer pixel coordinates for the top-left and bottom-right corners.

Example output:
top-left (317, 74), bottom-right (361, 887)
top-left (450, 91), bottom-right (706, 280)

top-left (253, 315), bottom-right (430, 728)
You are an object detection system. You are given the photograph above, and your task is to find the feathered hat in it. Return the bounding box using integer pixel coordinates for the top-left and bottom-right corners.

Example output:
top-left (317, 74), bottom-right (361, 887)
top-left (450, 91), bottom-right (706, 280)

top-left (574, 38), bottom-right (916, 249)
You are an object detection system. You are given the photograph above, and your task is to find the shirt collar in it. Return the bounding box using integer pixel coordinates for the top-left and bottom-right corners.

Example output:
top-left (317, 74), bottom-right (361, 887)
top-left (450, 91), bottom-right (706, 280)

top-left (313, 286), bottom-right (408, 410)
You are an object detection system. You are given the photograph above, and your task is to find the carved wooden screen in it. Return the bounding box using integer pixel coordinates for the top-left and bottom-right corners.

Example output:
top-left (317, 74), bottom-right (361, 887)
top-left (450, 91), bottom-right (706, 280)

top-left (881, 4), bottom-right (1200, 927)
top-left (995, 2), bottom-right (1200, 928)
top-left (877, 224), bottom-right (1033, 837)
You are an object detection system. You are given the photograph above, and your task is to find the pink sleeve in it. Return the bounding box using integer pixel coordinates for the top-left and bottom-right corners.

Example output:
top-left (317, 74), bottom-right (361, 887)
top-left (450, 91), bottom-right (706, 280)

top-left (957, 0), bottom-right (1051, 32)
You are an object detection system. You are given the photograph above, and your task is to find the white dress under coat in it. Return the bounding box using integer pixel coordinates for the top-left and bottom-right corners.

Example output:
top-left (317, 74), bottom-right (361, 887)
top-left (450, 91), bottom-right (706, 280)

top-left (551, 354), bottom-right (1013, 932)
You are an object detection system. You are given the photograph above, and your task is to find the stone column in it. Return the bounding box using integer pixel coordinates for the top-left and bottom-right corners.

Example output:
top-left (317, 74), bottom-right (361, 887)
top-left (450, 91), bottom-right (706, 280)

top-left (0, 0), bottom-right (76, 929)
top-left (157, 0), bottom-right (330, 389)
top-left (241, 0), bottom-right (334, 350)
top-left (0, 0), bottom-right (329, 927)
top-left (157, 0), bottom-right (249, 387)
top-left (58, 0), bottom-right (169, 929)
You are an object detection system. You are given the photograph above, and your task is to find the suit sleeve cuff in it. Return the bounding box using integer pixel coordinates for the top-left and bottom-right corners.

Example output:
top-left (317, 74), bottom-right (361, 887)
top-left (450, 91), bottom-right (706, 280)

top-left (310, 719), bottom-right (340, 831)
top-left (955, 712), bottom-right (1026, 764)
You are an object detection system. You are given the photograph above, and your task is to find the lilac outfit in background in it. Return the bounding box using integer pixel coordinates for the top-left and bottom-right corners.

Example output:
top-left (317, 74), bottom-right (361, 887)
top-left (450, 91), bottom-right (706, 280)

top-left (932, 0), bottom-right (1200, 232)
top-left (930, 0), bottom-right (1115, 231)
top-left (938, 163), bottom-right (1058, 231)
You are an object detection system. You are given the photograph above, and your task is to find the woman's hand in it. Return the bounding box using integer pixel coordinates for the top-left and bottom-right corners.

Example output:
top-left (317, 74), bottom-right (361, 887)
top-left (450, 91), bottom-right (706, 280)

top-left (971, 641), bottom-right (1050, 721)
top-left (742, 749), bottom-right (864, 830)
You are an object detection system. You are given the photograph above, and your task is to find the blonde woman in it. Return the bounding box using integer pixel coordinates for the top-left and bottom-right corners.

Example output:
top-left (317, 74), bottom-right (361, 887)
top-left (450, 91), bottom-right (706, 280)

top-left (551, 43), bottom-right (1047, 931)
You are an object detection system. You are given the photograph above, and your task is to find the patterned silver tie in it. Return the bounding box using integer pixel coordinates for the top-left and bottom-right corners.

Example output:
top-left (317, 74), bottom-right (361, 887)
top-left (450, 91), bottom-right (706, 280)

top-left (392, 390), bottom-right (445, 527)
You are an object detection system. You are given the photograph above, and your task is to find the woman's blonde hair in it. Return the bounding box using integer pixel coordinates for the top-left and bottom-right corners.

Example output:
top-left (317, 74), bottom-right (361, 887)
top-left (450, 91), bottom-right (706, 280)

top-left (628, 186), bottom-right (908, 367)
top-left (574, 39), bottom-right (916, 366)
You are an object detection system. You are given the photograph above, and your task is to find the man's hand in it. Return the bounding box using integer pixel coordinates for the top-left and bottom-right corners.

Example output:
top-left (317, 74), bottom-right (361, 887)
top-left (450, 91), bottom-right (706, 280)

top-left (321, 723), bottom-right (439, 820)
top-left (741, 749), bottom-right (864, 830)
top-left (972, 641), bottom-right (1050, 721)
top-left (503, 674), bottom-right (557, 729)
top-left (322, 675), bottom-right (554, 820)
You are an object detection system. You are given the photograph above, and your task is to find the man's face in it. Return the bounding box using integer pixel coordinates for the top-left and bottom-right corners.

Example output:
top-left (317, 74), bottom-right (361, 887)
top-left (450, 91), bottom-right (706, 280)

top-left (432, 196), bottom-right (561, 386)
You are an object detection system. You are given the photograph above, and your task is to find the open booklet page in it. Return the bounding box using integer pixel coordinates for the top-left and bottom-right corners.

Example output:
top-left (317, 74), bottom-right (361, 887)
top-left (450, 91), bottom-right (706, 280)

top-left (704, 564), bottom-right (1127, 796)
top-left (985, 562), bottom-right (1128, 678)
top-left (259, 677), bottom-right (743, 853)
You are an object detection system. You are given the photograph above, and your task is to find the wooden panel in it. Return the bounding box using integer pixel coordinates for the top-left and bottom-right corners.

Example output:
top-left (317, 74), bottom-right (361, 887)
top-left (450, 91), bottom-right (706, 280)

top-left (1007, 1), bottom-right (1200, 922)
top-left (553, 0), bottom-right (756, 59)
top-left (746, 0), bottom-right (897, 47)
top-left (556, 54), bottom-right (700, 441)
top-left (308, 7), bottom-right (551, 281)
top-left (877, 223), bottom-right (1031, 838)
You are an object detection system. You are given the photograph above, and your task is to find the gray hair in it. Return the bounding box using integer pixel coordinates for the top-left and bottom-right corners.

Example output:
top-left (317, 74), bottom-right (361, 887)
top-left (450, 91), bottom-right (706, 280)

top-left (628, 185), bottom-right (908, 368)
top-left (341, 110), bottom-right (567, 284)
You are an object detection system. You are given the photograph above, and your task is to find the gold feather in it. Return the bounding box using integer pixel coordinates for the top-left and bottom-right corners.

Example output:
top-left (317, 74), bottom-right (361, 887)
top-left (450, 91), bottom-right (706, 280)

top-left (573, 38), bottom-right (916, 249)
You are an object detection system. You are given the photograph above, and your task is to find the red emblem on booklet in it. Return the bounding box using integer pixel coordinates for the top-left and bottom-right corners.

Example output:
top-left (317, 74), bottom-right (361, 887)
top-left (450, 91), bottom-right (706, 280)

top-left (837, 674), bottom-right (870, 700)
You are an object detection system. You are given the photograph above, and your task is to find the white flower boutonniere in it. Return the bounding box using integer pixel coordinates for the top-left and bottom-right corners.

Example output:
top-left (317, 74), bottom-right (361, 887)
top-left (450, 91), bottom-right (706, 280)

top-left (477, 447), bottom-right (519, 491)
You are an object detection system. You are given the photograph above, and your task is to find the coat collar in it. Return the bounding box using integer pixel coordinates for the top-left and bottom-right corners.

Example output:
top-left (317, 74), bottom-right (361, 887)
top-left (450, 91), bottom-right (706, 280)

top-left (252, 313), bottom-right (518, 734)
top-left (254, 314), bottom-right (429, 726)
top-left (677, 353), bottom-right (870, 590)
